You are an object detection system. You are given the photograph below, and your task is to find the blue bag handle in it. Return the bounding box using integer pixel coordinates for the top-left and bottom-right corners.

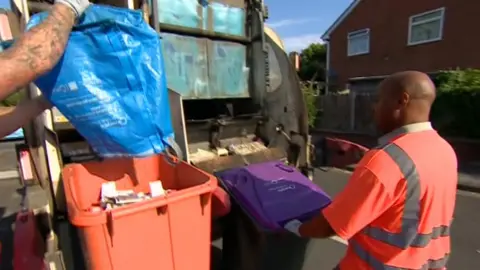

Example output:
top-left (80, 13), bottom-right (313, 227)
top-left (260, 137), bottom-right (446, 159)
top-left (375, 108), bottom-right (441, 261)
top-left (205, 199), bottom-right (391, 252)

top-left (92, 21), bottom-right (142, 91)
top-left (162, 137), bottom-right (184, 166)
top-left (72, 20), bottom-right (113, 31)
top-left (73, 19), bottom-right (141, 90)
top-left (107, 26), bottom-right (142, 91)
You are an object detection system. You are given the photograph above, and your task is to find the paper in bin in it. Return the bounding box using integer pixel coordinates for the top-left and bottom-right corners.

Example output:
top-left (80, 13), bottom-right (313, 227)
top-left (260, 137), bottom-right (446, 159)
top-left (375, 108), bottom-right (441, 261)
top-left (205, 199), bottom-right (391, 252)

top-left (216, 161), bottom-right (331, 231)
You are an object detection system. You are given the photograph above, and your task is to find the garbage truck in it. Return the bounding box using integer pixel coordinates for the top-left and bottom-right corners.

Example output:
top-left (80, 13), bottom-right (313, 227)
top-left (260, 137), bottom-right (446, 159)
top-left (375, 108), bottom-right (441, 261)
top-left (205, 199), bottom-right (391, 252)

top-left (5, 0), bottom-right (316, 269)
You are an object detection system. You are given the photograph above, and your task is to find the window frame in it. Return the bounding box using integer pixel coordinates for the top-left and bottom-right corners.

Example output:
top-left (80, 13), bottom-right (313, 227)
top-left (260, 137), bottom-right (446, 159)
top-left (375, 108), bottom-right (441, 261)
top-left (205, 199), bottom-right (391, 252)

top-left (347, 28), bottom-right (370, 57)
top-left (408, 7), bottom-right (446, 46)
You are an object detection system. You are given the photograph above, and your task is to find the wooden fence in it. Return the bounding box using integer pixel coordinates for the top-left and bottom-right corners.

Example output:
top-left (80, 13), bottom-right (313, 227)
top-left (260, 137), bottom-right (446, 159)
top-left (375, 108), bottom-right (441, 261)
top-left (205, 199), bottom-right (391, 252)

top-left (316, 92), bottom-right (377, 134)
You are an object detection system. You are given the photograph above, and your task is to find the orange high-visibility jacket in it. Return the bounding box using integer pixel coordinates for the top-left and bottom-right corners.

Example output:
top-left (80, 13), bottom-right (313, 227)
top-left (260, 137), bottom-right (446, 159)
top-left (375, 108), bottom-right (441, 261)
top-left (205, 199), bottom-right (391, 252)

top-left (324, 123), bottom-right (457, 270)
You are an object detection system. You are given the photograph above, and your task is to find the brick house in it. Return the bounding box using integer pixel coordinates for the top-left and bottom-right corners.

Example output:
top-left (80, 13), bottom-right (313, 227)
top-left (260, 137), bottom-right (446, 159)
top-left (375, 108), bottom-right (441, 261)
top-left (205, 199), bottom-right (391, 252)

top-left (321, 0), bottom-right (480, 93)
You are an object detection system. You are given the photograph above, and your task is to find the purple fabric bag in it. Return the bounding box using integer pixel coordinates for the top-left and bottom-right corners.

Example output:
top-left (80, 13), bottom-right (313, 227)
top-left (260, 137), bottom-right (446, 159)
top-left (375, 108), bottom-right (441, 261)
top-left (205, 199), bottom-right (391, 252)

top-left (216, 161), bottom-right (331, 231)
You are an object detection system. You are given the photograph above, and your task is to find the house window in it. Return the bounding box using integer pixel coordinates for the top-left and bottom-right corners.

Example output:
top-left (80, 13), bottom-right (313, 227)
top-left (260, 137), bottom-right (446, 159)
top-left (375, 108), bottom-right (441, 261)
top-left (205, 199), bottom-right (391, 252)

top-left (347, 29), bottom-right (370, 56)
top-left (408, 8), bottom-right (445, 45)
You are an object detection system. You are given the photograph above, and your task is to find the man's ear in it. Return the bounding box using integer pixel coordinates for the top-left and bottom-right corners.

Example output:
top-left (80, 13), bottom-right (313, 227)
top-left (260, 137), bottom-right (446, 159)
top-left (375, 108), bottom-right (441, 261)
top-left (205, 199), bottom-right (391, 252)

top-left (399, 92), bottom-right (410, 106)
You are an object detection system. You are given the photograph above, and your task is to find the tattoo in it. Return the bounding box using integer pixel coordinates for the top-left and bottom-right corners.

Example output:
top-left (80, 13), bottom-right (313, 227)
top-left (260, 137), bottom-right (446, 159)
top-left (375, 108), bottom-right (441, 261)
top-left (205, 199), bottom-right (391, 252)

top-left (0, 4), bottom-right (75, 100)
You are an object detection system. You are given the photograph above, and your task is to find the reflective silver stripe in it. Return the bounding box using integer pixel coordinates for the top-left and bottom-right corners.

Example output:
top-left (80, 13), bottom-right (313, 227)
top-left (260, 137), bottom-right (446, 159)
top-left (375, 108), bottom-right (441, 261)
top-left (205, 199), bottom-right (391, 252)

top-left (427, 254), bottom-right (449, 269)
top-left (364, 143), bottom-right (450, 249)
top-left (364, 223), bottom-right (450, 249)
top-left (352, 240), bottom-right (449, 269)
top-left (352, 241), bottom-right (401, 270)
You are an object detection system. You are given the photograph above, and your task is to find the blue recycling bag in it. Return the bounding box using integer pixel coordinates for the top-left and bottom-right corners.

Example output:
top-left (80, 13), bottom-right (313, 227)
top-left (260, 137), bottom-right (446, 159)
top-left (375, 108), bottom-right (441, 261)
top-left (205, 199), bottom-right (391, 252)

top-left (27, 5), bottom-right (178, 158)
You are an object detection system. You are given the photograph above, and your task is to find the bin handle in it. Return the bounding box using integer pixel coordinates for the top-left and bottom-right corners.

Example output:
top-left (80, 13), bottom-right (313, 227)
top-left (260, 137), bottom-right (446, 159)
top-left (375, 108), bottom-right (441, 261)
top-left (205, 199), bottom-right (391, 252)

top-left (164, 184), bottom-right (213, 205)
top-left (111, 196), bottom-right (168, 220)
top-left (106, 183), bottom-right (214, 246)
top-left (110, 183), bottom-right (214, 219)
top-left (106, 197), bottom-right (169, 246)
top-left (200, 192), bottom-right (211, 215)
top-left (275, 163), bottom-right (294, 173)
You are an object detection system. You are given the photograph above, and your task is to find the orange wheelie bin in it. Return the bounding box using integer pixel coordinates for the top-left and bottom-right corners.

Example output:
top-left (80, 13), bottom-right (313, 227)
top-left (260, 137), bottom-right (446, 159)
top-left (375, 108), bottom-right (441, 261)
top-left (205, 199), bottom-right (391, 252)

top-left (62, 154), bottom-right (217, 270)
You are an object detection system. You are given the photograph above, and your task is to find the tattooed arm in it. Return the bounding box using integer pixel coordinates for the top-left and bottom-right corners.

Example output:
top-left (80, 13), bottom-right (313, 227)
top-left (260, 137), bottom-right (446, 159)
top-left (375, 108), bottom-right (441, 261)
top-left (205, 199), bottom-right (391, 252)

top-left (0, 0), bottom-right (89, 137)
top-left (0, 4), bottom-right (76, 101)
top-left (0, 0), bottom-right (90, 101)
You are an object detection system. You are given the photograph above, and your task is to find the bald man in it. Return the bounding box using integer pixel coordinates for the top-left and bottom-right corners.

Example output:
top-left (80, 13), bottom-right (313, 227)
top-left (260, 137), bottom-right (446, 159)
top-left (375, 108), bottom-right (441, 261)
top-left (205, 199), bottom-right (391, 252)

top-left (284, 71), bottom-right (457, 270)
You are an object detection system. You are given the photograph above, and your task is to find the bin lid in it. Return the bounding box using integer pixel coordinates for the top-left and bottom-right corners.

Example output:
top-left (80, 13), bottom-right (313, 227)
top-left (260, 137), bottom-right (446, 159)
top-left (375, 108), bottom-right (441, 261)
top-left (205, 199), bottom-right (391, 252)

top-left (217, 161), bottom-right (331, 231)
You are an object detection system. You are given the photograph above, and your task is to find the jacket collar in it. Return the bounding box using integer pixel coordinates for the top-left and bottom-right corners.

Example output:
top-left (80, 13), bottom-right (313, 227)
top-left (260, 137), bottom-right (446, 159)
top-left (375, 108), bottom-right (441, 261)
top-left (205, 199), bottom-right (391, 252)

top-left (378, 122), bottom-right (433, 145)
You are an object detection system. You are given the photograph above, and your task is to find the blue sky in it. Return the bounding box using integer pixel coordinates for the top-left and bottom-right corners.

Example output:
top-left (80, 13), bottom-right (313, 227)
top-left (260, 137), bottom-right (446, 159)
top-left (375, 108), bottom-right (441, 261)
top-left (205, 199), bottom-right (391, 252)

top-left (0, 0), bottom-right (9, 9)
top-left (0, 0), bottom-right (352, 52)
top-left (265, 0), bottom-right (352, 52)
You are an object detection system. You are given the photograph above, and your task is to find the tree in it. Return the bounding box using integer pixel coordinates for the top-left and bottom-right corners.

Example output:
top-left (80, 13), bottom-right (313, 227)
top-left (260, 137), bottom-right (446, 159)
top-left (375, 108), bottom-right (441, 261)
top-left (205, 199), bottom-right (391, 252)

top-left (430, 69), bottom-right (480, 138)
top-left (298, 43), bottom-right (326, 82)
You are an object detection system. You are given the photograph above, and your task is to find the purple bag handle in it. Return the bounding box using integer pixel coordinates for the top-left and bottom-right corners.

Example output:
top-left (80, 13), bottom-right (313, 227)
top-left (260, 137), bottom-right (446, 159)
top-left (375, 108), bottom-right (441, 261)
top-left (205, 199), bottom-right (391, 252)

top-left (275, 163), bottom-right (295, 173)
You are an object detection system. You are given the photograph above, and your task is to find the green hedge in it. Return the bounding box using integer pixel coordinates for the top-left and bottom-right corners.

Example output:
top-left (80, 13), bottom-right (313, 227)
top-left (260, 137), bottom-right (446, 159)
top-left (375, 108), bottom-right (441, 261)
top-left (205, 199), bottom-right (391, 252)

top-left (431, 69), bottom-right (480, 138)
top-left (302, 83), bottom-right (318, 127)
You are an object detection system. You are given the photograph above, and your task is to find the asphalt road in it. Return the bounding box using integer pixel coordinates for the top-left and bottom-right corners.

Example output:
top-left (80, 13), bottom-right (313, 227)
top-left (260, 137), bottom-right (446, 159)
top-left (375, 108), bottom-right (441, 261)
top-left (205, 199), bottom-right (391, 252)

top-left (0, 140), bottom-right (21, 172)
top-left (0, 140), bottom-right (479, 269)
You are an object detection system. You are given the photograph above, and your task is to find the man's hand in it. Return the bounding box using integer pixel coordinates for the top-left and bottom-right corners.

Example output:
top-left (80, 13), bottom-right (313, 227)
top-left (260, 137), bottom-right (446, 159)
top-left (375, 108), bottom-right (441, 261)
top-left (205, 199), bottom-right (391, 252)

top-left (55, 0), bottom-right (90, 17)
top-left (284, 219), bottom-right (303, 237)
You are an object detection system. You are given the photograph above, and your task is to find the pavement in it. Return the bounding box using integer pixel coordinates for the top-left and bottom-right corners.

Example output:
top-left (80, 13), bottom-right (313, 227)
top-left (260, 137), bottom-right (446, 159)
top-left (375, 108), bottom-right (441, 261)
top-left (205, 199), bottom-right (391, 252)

top-left (0, 140), bottom-right (20, 173)
top-left (458, 165), bottom-right (480, 192)
top-left (0, 140), bottom-right (479, 269)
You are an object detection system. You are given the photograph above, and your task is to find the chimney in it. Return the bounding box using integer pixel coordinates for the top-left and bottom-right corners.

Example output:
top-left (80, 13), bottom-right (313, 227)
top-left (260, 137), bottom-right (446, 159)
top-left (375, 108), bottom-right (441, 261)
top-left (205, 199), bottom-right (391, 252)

top-left (289, 52), bottom-right (300, 71)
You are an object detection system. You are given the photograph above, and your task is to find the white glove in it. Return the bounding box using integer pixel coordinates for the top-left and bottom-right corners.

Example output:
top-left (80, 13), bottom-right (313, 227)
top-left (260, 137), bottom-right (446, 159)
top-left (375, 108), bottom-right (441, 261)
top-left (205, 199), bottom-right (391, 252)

top-left (55, 0), bottom-right (91, 17)
top-left (284, 219), bottom-right (303, 237)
